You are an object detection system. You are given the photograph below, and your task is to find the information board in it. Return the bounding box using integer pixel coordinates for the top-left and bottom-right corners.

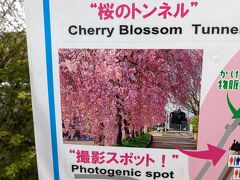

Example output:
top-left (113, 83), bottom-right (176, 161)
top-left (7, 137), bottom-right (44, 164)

top-left (25, 0), bottom-right (240, 179)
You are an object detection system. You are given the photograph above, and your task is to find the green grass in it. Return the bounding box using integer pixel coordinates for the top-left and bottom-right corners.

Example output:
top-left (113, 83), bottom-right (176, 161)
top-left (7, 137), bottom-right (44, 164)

top-left (121, 134), bottom-right (151, 148)
top-left (148, 127), bottom-right (157, 132)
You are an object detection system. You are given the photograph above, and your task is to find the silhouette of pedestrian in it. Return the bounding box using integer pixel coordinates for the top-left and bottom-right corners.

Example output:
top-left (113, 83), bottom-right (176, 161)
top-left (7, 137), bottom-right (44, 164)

top-left (236, 157), bottom-right (240, 166)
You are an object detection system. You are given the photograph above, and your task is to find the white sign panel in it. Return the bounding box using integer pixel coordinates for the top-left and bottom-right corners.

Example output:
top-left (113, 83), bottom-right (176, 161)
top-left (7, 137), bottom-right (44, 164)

top-left (25, 0), bottom-right (240, 179)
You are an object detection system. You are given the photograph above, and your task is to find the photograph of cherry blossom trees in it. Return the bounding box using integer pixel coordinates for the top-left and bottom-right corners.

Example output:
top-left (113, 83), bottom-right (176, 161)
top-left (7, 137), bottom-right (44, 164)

top-left (59, 49), bottom-right (203, 149)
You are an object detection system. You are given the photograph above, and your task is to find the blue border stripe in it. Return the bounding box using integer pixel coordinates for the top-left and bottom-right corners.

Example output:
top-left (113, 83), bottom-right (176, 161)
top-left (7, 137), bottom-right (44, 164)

top-left (42, 0), bottom-right (60, 179)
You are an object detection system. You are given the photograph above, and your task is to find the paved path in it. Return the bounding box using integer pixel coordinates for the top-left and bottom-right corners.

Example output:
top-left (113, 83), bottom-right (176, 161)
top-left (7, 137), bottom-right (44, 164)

top-left (149, 131), bottom-right (197, 150)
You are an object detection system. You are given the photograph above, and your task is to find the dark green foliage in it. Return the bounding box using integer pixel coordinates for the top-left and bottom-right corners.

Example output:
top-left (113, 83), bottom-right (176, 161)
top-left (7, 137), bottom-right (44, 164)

top-left (121, 134), bottom-right (151, 148)
top-left (190, 115), bottom-right (199, 133)
top-left (0, 32), bottom-right (38, 180)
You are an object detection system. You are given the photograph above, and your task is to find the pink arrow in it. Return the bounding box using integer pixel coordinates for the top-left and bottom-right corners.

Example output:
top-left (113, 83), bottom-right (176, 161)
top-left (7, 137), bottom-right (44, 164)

top-left (178, 144), bottom-right (226, 166)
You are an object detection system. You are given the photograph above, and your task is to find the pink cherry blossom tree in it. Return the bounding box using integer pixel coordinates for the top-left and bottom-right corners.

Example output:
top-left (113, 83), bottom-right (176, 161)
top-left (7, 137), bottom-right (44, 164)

top-left (59, 49), bottom-right (203, 145)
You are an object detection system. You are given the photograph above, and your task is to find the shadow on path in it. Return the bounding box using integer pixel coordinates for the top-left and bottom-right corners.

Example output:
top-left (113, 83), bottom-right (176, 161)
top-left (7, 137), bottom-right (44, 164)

top-left (149, 131), bottom-right (197, 150)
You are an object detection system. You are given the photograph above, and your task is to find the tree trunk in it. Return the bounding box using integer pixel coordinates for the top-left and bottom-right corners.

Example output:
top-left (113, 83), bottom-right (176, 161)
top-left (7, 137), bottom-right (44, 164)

top-left (116, 94), bottom-right (123, 145)
top-left (131, 127), bottom-right (135, 138)
top-left (95, 122), bottom-right (105, 146)
top-left (123, 119), bottom-right (130, 140)
top-left (144, 125), bottom-right (148, 133)
top-left (116, 118), bottom-right (122, 145)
